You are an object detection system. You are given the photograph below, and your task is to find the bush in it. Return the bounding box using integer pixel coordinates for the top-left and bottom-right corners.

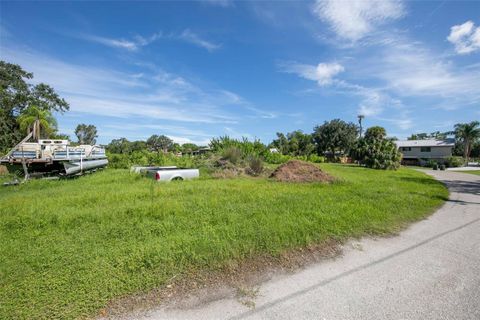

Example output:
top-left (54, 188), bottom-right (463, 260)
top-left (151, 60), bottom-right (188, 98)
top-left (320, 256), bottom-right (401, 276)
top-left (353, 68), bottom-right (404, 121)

top-left (426, 159), bottom-right (438, 168)
top-left (210, 136), bottom-right (267, 157)
top-left (445, 156), bottom-right (465, 168)
top-left (307, 154), bottom-right (325, 163)
top-left (263, 152), bottom-right (291, 164)
top-left (222, 147), bottom-right (243, 165)
top-left (107, 151), bottom-right (198, 169)
top-left (246, 156), bottom-right (264, 176)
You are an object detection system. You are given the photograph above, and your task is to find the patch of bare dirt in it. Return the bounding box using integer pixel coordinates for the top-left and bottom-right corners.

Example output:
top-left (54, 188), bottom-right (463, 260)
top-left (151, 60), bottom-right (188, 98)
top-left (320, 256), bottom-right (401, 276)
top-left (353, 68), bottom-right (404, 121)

top-left (98, 240), bottom-right (342, 319)
top-left (270, 160), bottom-right (335, 183)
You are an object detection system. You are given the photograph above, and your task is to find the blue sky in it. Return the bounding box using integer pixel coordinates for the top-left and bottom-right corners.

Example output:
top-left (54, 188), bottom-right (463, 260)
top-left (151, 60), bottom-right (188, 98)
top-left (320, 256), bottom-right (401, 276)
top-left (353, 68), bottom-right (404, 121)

top-left (1, 0), bottom-right (479, 145)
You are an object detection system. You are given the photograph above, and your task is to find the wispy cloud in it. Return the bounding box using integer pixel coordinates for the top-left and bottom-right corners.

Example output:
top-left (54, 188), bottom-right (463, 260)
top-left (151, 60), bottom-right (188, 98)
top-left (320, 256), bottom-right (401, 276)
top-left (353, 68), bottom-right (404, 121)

top-left (80, 34), bottom-right (140, 51)
top-left (279, 61), bottom-right (344, 86)
top-left (375, 40), bottom-right (480, 104)
top-left (1, 42), bottom-right (276, 142)
top-left (1, 45), bottom-right (245, 135)
top-left (313, 0), bottom-right (405, 42)
top-left (179, 29), bottom-right (221, 52)
top-left (78, 30), bottom-right (220, 52)
top-left (201, 0), bottom-right (234, 8)
top-left (447, 20), bottom-right (480, 54)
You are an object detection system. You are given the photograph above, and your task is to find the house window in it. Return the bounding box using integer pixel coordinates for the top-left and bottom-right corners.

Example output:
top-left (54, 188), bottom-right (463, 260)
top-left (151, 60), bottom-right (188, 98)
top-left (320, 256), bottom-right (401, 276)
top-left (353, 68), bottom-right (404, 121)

top-left (421, 147), bottom-right (431, 152)
top-left (401, 147), bottom-right (411, 152)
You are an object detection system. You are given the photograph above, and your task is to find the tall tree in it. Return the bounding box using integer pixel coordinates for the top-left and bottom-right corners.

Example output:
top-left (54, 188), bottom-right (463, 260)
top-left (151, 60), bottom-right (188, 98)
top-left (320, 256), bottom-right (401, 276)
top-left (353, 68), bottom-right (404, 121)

top-left (146, 134), bottom-right (173, 152)
top-left (107, 138), bottom-right (131, 154)
top-left (353, 126), bottom-right (402, 170)
top-left (17, 105), bottom-right (57, 139)
top-left (313, 119), bottom-right (358, 156)
top-left (75, 124), bottom-right (98, 145)
top-left (364, 126), bottom-right (387, 140)
top-left (453, 121), bottom-right (480, 160)
top-left (0, 61), bottom-right (69, 150)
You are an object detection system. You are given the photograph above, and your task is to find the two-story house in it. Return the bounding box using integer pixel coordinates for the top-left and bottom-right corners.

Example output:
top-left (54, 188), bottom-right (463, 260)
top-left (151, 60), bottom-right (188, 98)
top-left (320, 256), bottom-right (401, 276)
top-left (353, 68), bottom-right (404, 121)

top-left (395, 139), bottom-right (455, 165)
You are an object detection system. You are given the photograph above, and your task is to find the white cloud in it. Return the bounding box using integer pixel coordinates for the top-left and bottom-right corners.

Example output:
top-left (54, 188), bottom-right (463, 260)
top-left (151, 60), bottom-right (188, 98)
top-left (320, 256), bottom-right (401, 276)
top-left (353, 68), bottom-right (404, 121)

top-left (447, 20), bottom-right (480, 54)
top-left (81, 35), bottom-right (140, 51)
top-left (180, 29), bottom-right (221, 52)
top-left (78, 30), bottom-right (219, 52)
top-left (313, 0), bottom-right (405, 41)
top-left (279, 61), bottom-right (344, 86)
top-left (377, 41), bottom-right (480, 103)
top-left (0, 45), bottom-right (242, 124)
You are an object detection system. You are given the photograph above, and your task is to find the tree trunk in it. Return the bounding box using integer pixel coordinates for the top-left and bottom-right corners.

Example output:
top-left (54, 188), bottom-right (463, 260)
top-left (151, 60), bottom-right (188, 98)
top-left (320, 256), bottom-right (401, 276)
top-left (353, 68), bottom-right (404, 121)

top-left (464, 139), bottom-right (469, 161)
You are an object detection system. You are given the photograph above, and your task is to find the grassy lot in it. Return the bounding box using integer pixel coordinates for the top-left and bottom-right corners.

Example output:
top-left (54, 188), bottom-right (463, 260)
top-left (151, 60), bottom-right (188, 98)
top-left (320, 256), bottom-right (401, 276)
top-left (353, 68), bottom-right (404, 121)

top-left (0, 164), bottom-right (448, 319)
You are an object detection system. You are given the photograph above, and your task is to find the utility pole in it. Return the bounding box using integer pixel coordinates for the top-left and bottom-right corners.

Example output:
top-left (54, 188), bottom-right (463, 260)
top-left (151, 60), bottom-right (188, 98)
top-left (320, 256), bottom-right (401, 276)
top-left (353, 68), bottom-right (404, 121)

top-left (358, 114), bottom-right (365, 138)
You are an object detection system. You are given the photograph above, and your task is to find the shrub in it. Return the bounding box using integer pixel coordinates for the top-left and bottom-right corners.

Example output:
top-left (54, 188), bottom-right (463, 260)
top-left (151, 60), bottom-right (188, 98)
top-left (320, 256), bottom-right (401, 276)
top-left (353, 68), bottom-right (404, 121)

top-left (210, 136), bottom-right (267, 157)
top-left (222, 147), bottom-right (243, 165)
top-left (307, 154), bottom-right (325, 163)
top-left (426, 159), bottom-right (438, 168)
top-left (246, 156), bottom-right (264, 176)
top-left (445, 156), bottom-right (465, 168)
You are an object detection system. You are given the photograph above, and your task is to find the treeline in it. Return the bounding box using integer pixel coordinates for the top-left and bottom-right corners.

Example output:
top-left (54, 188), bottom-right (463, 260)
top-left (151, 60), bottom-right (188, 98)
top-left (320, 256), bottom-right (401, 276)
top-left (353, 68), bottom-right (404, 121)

top-left (105, 121), bottom-right (403, 170)
top-left (106, 135), bottom-right (204, 154)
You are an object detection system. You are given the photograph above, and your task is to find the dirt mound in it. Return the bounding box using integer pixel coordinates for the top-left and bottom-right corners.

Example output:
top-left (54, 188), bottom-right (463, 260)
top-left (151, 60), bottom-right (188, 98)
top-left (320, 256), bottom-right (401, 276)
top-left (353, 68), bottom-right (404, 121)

top-left (270, 160), bottom-right (335, 183)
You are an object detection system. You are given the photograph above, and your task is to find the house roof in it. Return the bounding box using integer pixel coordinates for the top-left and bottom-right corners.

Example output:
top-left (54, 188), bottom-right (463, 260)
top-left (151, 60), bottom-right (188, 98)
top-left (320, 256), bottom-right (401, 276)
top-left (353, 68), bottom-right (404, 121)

top-left (395, 139), bottom-right (455, 147)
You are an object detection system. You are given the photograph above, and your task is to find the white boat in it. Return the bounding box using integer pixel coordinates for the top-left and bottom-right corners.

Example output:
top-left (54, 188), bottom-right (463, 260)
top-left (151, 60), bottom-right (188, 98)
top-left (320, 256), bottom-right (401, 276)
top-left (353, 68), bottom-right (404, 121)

top-left (1, 126), bottom-right (108, 178)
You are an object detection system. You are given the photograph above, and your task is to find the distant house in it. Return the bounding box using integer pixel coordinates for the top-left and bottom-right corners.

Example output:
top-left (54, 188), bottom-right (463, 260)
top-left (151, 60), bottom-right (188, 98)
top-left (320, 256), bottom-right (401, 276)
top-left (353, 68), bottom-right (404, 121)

top-left (395, 139), bottom-right (455, 165)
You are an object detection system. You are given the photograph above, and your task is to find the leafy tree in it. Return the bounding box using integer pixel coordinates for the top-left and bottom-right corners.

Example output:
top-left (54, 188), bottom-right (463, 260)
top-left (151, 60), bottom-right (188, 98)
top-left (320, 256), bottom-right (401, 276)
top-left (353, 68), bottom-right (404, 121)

top-left (146, 134), bottom-right (173, 153)
top-left (130, 140), bottom-right (147, 152)
top-left (364, 126), bottom-right (386, 140)
top-left (107, 138), bottom-right (132, 154)
top-left (353, 126), bottom-right (401, 170)
top-left (74, 124), bottom-right (98, 145)
top-left (270, 131), bottom-right (315, 156)
top-left (453, 121), bottom-right (480, 160)
top-left (181, 143), bottom-right (199, 153)
top-left (313, 119), bottom-right (358, 156)
top-left (16, 105), bottom-right (57, 139)
top-left (0, 61), bottom-right (69, 150)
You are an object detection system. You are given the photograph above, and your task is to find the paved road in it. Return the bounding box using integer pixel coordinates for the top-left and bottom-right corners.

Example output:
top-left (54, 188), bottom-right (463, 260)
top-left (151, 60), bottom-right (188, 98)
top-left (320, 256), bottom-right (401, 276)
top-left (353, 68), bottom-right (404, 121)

top-left (139, 170), bottom-right (480, 320)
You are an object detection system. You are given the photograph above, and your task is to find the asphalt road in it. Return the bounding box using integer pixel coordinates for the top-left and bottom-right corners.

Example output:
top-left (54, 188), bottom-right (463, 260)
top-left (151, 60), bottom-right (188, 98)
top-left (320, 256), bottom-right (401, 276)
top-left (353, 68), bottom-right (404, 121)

top-left (138, 170), bottom-right (480, 320)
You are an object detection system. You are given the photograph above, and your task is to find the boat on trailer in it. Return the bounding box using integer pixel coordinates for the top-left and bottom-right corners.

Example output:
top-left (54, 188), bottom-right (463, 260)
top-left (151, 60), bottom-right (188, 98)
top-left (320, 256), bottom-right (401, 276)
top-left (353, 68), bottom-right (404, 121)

top-left (0, 122), bottom-right (108, 180)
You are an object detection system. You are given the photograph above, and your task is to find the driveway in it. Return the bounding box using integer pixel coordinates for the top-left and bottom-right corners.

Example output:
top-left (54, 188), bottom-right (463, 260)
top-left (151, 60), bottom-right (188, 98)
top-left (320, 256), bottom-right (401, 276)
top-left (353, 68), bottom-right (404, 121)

top-left (137, 170), bottom-right (480, 320)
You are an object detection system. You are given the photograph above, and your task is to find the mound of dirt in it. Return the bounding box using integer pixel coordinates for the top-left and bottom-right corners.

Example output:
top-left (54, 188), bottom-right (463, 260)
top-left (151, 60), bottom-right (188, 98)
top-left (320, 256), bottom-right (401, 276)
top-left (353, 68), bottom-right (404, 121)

top-left (270, 160), bottom-right (335, 183)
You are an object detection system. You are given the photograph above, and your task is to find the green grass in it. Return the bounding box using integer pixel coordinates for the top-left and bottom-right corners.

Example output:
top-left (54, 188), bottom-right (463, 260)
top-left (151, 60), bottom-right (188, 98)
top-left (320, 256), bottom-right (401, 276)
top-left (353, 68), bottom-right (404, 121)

top-left (456, 170), bottom-right (480, 175)
top-left (0, 164), bottom-right (448, 319)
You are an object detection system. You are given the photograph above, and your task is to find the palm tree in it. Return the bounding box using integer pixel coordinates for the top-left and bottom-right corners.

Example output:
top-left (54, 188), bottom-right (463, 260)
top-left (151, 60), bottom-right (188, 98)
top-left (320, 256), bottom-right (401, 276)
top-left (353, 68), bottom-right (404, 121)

top-left (17, 105), bottom-right (57, 140)
top-left (454, 121), bottom-right (480, 161)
